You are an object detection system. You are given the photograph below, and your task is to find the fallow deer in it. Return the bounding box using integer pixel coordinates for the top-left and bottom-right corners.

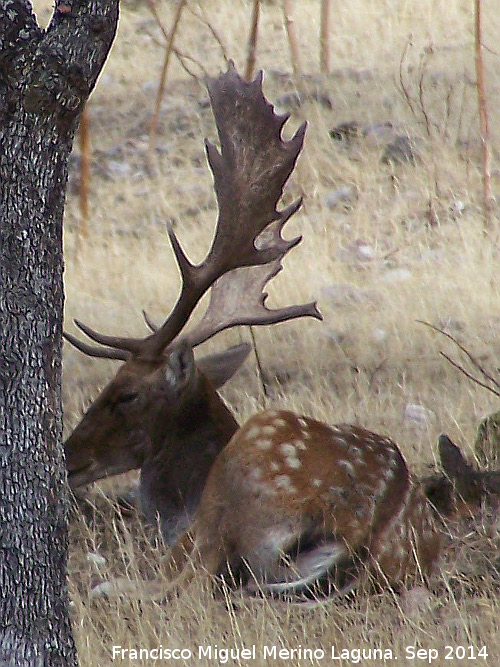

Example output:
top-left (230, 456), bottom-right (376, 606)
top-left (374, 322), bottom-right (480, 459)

top-left (64, 63), bottom-right (321, 544)
top-left (424, 434), bottom-right (500, 519)
top-left (91, 432), bottom-right (500, 602)
top-left (66, 64), bottom-right (463, 602)
top-left (67, 64), bottom-right (500, 603)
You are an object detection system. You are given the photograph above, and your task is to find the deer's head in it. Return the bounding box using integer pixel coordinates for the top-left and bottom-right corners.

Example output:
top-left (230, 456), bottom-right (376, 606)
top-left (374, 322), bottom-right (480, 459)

top-left (64, 342), bottom-right (252, 488)
top-left (424, 434), bottom-right (500, 518)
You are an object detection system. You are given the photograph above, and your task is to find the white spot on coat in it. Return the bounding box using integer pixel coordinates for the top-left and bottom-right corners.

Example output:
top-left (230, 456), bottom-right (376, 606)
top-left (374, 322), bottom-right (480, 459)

top-left (245, 425), bottom-right (263, 441)
top-left (256, 438), bottom-right (273, 450)
top-left (286, 456), bottom-right (301, 469)
top-left (280, 443), bottom-right (297, 457)
top-left (274, 474), bottom-right (296, 492)
top-left (293, 439), bottom-right (307, 451)
top-left (338, 459), bottom-right (356, 475)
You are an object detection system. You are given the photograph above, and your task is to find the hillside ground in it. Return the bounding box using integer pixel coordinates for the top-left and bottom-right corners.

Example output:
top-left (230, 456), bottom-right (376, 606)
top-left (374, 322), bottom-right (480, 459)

top-left (32, 1), bottom-right (500, 664)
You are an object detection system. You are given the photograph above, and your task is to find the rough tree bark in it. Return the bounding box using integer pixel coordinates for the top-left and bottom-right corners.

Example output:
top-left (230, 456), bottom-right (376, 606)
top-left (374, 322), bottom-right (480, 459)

top-left (0, 2), bottom-right (119, 665)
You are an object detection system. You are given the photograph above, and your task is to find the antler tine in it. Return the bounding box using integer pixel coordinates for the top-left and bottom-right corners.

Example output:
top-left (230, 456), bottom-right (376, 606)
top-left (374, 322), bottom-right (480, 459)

top-left (183, 259), bottom-right (322, 349)
top-left (72, 319), bottom-right (143, 354)
top-left (142, 310), bottom-right (158, 332)
top-left (180, 205), bottom-right (322, 348)
top-left (63, 331), bottom-right (129, 361)
top-left (141, 62), bottom-right (308, 357)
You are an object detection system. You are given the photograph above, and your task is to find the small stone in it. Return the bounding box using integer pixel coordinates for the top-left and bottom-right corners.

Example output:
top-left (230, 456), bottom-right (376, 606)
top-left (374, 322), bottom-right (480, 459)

top-left (382, 135), bottom-right (419, 165)
top-left (275, 92), bottom-right (302, 109)
top-left (372, 328), bottom-right (388, 343)
top-left (86, 552), bottom-right (107, 567)
top-left (404, 404), bottom-right (434, 425)
top-left (324, 186), bottom-right (356, 210)
top-left (363, 121), bottom-right (400, 146)
top-left (329, 121), bottom-right (361, 142)
top-left (337, 240), bottom-right (375, 262)
top-left (323, 329), bottom-right (350, 345)
top-left (449, 198), bottom-right (466, 217)
top-left (321, 283), bottom-right (381, 307)
top-left (381, 268), bottom-right (412, 283)
top-left (106, 160), bottom-right (133, 178)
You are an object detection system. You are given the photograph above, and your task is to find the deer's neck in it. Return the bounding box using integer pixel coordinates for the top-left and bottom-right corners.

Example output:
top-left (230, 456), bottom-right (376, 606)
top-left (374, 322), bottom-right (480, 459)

top-left (140, 382), bottom-right (239, 544)
top-left (149, 376), bottom-right (239, 456)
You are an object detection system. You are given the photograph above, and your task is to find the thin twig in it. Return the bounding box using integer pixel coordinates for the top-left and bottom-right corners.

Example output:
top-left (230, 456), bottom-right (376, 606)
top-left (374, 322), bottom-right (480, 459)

top-left (148, 0), bottom-right (188, 172)
top-left (474, 0), bottom-right (495, 231)
top-left (439, 352), bottom-right (500, 399)
top-left (418, 320), bottom-right (500, 396)
top-left (146, 29), bottom-right (206, 79)
top-left (418, 320), bottom-right (500, 388)
top-left (148, 0), bottom-right (169, 41)
top-left (248, 326), bottom-right (269, 406)
top-left (442, 80), bottom-right (456, 140)
top-left (190, 4), bottom-right (229, 62)
top-left (398, 38), bottom-right (418, 118)
top-left (282, 0), bottom-right (302, 79)
top-left (483, 43), bottom-right (500, 57)
top-left (76, 104), bottom-right (91, 256)
top-left (417, 51), bottom-right (433, 137)
top-left (172, 46), bottom-right (207, 79)
top-left (245, 0), bottom-right (260, 81)
top-left (319, 0), bottom-right (330, 73)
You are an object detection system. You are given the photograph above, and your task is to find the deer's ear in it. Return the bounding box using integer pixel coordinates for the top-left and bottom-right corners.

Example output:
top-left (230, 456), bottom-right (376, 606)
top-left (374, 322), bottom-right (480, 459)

top-left (196, 343), bottom-right (250, 389)
top-left (438, 434), bottom-right (471, 480)
top-left (483, 471), bottom-right (500, 495)
top-left (165, 343), bottom-right (196, 390)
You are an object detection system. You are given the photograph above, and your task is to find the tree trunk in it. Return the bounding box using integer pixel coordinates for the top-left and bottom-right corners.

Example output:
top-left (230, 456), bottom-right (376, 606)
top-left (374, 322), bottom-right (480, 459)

top-left (0, 2), bottom-right (119, 665)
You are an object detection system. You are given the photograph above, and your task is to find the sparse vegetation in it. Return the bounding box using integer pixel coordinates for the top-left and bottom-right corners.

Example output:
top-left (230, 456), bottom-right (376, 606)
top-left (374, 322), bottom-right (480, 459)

top-left (30, 0), bottom-right (500, 664)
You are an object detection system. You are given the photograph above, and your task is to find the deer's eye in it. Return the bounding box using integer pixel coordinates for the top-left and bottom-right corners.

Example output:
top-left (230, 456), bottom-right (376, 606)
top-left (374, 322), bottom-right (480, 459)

top-left (117, 392), bottom-right (139, 405)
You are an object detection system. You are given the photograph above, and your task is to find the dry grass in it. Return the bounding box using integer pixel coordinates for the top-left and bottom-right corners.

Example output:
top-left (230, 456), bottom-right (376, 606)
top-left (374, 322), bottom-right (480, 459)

top-left (32, 0), bottom-right (500, 663)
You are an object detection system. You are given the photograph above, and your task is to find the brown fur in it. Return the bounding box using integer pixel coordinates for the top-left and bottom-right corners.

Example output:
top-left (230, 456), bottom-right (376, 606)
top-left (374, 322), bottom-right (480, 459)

top-left (165, 411), bottom-right (441, 597)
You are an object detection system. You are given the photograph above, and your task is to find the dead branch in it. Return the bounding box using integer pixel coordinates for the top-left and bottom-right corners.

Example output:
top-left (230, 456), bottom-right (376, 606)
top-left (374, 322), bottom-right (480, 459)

top-left (474, 0), bottom-right (495, 232)
top-left (320, 0), bottom-right (330, 73)
top-left (245, 0), bottom-right (260, 81)
top-left (147, 0), bottom-right (188, 171)
top-left (398, 38), bottom-right (418, 119)
top-left (418, 320), bottom-right (500, 398)
top-left (76, 104), bottom-right (91, 256)
top-left (439, 351), bottom-right (500, 399)
top-left (282, 0), bottom-right (302, 79)
top-left (190, 4), bottom-right (229, 62)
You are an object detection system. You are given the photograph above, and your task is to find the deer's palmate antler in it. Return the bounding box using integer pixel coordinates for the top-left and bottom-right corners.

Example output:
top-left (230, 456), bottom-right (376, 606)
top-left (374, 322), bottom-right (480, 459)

top-left (65, 63), bottom-right (318, 362)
